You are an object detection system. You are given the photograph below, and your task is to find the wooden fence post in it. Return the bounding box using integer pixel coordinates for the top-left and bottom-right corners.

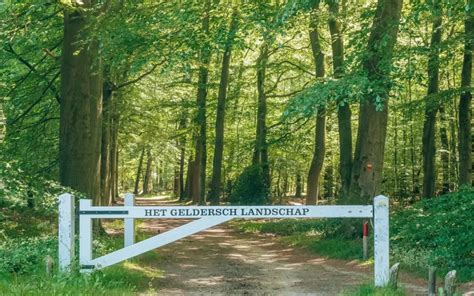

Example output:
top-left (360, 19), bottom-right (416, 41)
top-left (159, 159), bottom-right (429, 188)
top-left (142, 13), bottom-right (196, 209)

top-left (374, 195), bottom-right (389, 287)
top-left (124, 193), bottom-right (135, 247)
top-left (79, 199), bottom-right (93, 272)
top-left (58, 193), bottom-right (74, 272)
top-left (444, 270), bottom-right (456, 296)
top-left (428, 266), bottom-right (437, 296)
top-left (389, 262), bottom-right (400, 289)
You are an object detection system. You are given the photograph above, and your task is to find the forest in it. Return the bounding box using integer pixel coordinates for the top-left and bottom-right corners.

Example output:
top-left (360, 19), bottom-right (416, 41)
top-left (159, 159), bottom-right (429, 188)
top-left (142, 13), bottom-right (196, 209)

top-left (0, 0), bottom-right (472, 295)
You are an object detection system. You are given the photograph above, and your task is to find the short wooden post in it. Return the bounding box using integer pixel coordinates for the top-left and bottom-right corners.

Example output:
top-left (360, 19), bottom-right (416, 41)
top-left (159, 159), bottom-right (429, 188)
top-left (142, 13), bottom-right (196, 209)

top-left (45, 255), bottom-right (54, 276)
top-left (363, 221), bottom-right (369, 260)
top-left (58, 193), bottom-right (74, 272)
top-left (444, 270), bottom-right (456, 296)
top-left (374, 195), bottom-right (389, 287)
top-left (79, 199), bottom-right (93, 272)
top-left (389, 262), bottom-right (400, 289)
top-left (428, 266), bottom-right (437, 296)
top-left (124, 193), bottom-right (135, 247)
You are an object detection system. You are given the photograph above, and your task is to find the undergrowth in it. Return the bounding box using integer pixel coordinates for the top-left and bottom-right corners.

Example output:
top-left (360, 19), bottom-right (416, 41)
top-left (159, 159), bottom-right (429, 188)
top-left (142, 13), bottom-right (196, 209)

top-left (0, 231), bottom-right (162, 295)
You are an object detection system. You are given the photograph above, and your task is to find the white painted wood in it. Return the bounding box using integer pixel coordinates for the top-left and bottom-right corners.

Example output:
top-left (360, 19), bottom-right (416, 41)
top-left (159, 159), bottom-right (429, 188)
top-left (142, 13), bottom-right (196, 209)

top-left (70, 192), bottom-right (390, 289)
top-left (374, 195), bottom-right (389, 287)
top-left (58, 193), bottom-right (74, 272)
top-left (124, 193), bottom-right (135, 247)
top-left (90, 216), bottom-right (232, 270)
top-left (78, 205), bottom-right (373, 219)
top-left (79, 199), bottom-right (93, 272)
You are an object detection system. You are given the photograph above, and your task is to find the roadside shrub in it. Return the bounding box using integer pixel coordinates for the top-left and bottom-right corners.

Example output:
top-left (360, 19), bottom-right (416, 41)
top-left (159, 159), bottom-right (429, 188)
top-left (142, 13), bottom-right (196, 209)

top-left (230, 164), bottom-right (269, 205)
top-left (0, 161), bottom-right (67, 214)
top-left (0, 236), bottom-right (56, 275)
top-left (391, 187), bottom-right (474, 280)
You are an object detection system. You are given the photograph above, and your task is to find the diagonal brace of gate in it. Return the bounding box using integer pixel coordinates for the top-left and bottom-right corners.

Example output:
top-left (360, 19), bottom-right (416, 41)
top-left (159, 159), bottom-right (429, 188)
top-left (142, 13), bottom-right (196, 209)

top-left (82, 215), bottom-right (232, 271)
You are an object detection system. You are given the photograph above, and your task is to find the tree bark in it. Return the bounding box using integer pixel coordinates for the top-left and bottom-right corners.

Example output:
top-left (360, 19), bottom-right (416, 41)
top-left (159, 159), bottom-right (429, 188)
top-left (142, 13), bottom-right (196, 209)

top-left (193, 0), bottom-right (211, 204)
top-left (349, 0), bottom-right (403, 203)
top-left (459, 0), bottom-right (473, 187)
top-left (60, 1), bottom-right (102, 202)
top-left (209, 9), bottom-right (239, 205)
top-left (295, 173), bottom-right (302, 198)
top-left (100, 80), bottom-right (112, 205)
top-left (133, 146), bottom-right (145, 195)
top-left (185, 158), bottom-right (194, 200)
top-left (306, 5), bottom-right (326, 206)
top-left (439, 106), bottom-right (450, 194)
top-left (328, 0), bottom-right (352, 199)
top-left (142, 149), bottom-right (152, 195)
top-left (109, 91), bottom-right (120, 204)
top-left (253, 43), bottom-right (271, 194)
top-left (422, 0), bottom-right (442, 198)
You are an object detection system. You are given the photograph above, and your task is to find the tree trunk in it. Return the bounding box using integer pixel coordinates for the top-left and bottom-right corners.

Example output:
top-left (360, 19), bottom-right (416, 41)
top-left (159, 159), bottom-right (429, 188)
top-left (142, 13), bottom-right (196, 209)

top-left (439, 106), bottom-right (450, 194)
top-left (193, 0), bottom-right (211, 205)
top-left (324, 152), bottom-right (334, 199)
top-left (422, 0), bottom-right (442, 198)
top-left (209, 9), bottom-right (239, 205)
top-left (185, 158), bottom-right (194, 200)
top-left (295, 173), bottom-right (302, 198)
top-left (109, 92), bottom-right (119, 204)
top-left (100, 80), bottom-right (112, 205)
top-left (349, 0), bottom-right (403, 203)
top-left (142, 149), bottom-right (152, 195)
top-left (253, 43), bottom-right (271, 195)
top-left (306, 5), bottom-right (326, 206)
top-left (459, 0), bottom-right (473, 187)
top-left (178, 146), bottom-right (185, 200)
top-left (134, 146), bottom-right (145, 195)
top-left (328, 0), bottom-right (352, 200)
top-left (60, 2), bottom-right (102, 202)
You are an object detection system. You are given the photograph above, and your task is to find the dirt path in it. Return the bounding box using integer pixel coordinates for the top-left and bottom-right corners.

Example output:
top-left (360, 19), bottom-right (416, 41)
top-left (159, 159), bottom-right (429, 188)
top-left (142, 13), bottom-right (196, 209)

top-left (125, 197), bottom-right (431, 295)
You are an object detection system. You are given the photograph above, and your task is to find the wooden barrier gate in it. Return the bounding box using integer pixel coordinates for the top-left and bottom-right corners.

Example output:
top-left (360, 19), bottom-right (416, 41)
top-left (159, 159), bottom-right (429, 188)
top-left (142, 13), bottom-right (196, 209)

top-left (58, 194), bottom-right (390, 287)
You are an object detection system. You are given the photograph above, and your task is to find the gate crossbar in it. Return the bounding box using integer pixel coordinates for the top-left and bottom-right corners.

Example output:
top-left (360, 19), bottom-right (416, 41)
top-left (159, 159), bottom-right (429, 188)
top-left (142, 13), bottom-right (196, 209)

top-left (58, 194), bottom-right (389, 287)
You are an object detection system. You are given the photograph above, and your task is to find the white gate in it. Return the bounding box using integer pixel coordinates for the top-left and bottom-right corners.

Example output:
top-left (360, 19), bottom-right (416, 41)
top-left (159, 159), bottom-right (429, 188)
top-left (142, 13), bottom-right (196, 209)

top-left (58, 194), bottom-right (390, 287)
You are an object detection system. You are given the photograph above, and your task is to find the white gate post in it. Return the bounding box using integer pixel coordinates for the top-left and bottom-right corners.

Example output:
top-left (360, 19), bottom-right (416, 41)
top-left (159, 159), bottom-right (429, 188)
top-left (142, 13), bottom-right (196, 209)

top-left (58, 193), bottom-right (74, 272)
top-left (124, 193), bottom-right (135, 247)
top-left (79, 199), bottom-right (93, 272)
top-left (374, 195), bottom-right (389, 287)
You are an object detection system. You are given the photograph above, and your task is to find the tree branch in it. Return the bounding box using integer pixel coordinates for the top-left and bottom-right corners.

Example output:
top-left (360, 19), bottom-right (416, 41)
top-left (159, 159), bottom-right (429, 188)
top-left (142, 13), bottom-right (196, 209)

top-left (9, 71), bottom-right (60, 126)
top-left (114, 60), bottom-right (165, 90)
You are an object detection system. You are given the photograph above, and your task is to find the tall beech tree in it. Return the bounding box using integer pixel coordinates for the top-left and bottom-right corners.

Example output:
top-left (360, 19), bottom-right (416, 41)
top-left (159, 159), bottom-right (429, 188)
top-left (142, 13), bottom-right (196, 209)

top-left (192, 0), bottom-right (211, 204)
top-left (60, 1), bottom-right (103, 202)
top-left (306, 2), bottom-right (326, 205)
top-left (253, 42), bottom-right (271, 192)
top-left (458, 0), bottom-right (473, 187)
top-left (328, 0), bottom-right (352, 199)
top-left (421, 0), bottom-right (442, 198)
top-left (349, 0), bottom-right (403, 203)
top-left (133, 146), bottom-right (145, 195)
top-left (142, 149), bottom-right (152, 195)
top-left (209, 8), bottom-right (239, 205)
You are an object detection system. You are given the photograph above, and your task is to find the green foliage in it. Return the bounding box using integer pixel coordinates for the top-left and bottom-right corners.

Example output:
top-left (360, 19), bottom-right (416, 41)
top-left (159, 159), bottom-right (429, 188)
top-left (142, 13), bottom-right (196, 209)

top-left (391, 188), bottom-right (474, 281)
top-left (284, 234), bottom-right (362, 260)
top-left (0, 234), bottom-right (162, 295)
top-left (342, 283), bottom-right (406, 296)
top-left (0, 161), bottom-right (67, 214)
top-left (237, 219), bottom-right (362, 260)
top-left (238, 218), bottom-right (344, 237)
top-left (0, 236), bottom-right (55, 275)
top-left (284, 75), bottom-right (364, 118)
top-left (230, 164), bottom-right (269, 205)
